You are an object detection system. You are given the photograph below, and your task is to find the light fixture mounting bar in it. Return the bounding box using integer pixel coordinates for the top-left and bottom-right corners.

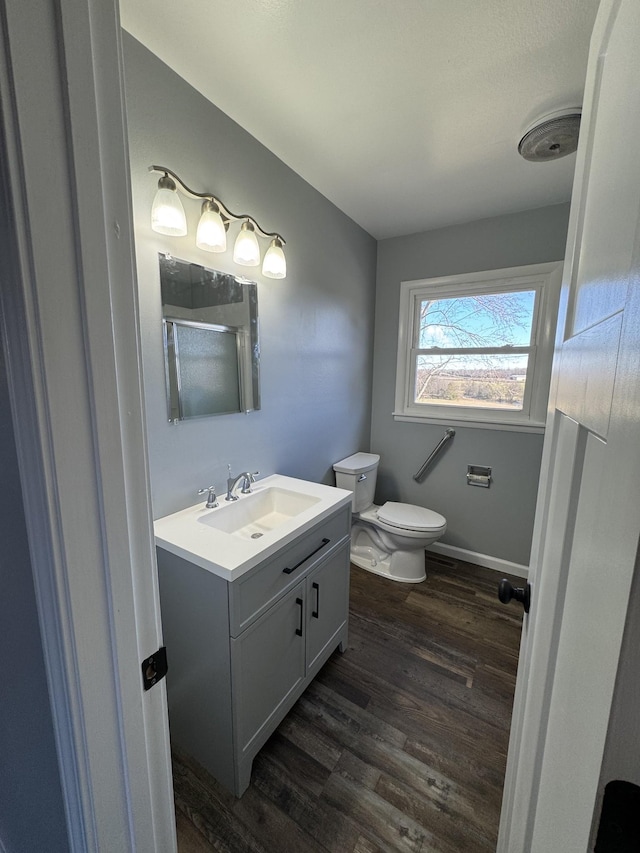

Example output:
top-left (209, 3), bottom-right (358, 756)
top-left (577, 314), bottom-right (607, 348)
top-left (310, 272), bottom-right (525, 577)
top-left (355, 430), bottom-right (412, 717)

top-left (148, 165), bottom-right (285, 244)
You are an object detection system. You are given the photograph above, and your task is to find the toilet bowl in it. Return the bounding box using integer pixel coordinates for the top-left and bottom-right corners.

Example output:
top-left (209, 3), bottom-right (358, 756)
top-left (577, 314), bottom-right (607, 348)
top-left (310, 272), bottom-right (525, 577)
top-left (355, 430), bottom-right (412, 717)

top-left (333, 452), bottom-right (446, 583)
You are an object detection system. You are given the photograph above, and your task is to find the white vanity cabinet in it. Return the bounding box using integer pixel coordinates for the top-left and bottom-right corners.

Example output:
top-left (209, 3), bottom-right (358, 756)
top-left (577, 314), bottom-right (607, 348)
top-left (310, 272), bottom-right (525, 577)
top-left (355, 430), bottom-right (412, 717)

top-left (156, 503), bottom-right (350, 797)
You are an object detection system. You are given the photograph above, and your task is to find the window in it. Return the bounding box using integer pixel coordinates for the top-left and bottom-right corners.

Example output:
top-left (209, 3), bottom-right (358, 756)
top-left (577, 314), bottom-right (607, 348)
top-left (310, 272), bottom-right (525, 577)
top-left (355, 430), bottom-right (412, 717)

top-left (394, 263), bottom-right (562, 431)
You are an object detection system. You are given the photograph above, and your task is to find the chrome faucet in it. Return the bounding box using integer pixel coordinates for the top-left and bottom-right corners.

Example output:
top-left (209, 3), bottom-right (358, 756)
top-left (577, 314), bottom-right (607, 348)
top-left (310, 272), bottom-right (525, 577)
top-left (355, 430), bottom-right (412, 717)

top-left (198, 485), bottom-right (219, 508)
top-left (225, 466), bottom-right (259, 501)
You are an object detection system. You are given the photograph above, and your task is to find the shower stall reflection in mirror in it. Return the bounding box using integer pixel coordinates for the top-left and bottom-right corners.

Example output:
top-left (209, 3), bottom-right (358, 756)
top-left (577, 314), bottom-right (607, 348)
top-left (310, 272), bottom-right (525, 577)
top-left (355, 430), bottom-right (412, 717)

top-left (163, 317), bottom-right (246, 419)
top-left (159, 254), bottom-right (260, 421)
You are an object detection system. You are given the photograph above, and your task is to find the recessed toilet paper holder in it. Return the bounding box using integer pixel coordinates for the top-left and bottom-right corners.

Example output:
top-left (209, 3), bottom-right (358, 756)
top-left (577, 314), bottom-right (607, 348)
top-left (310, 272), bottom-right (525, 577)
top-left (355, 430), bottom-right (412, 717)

top-left (467, 465), bottom-right (491, 487)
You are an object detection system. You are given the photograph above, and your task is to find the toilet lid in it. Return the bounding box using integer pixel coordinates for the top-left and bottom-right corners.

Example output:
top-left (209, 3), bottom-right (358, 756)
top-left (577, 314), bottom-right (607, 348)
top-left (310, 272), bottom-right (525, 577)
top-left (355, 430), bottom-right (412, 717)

top-left (376, 501), bottom-right (446, 532)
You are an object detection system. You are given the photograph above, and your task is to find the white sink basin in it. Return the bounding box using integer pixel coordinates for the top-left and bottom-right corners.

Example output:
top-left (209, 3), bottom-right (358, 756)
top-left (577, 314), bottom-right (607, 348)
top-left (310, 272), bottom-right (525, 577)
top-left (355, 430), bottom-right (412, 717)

top-left (199, 486), bottom-right (320, 540)
top-left (154, 474), bottom-right (352, 581)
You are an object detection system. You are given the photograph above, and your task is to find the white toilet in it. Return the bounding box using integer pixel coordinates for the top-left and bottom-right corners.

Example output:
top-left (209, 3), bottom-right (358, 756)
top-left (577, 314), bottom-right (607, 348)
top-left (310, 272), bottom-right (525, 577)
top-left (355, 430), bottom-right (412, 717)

top-left (333, 452), bottom-right (447, 583)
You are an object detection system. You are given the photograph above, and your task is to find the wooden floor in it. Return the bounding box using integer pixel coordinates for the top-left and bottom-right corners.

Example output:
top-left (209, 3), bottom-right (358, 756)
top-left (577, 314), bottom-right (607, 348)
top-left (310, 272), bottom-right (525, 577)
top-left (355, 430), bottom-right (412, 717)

top-left (173, 555), bottom-right (523, 853)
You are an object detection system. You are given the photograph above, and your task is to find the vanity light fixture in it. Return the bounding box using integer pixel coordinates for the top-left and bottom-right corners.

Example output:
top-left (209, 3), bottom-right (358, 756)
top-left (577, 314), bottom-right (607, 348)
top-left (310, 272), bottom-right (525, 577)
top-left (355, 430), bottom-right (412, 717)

top-left (232, 220), bottom-right (260, 266)
top-left (196, 199), bottom-right (227, 252)
top-left (151, 173), bottom-right (187, 236)
top-left (149, 165), bottom-right (287, 279)
top-left (261, 237), bottom-right (287, 279)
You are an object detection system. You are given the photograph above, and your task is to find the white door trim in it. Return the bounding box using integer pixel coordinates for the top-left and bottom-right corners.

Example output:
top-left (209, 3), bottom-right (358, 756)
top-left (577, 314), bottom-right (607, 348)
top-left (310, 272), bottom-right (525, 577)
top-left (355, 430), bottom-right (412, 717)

top-left (498, 412), bottom-right (587, 849)
top-left (0, 1), bottom-right (175, 850)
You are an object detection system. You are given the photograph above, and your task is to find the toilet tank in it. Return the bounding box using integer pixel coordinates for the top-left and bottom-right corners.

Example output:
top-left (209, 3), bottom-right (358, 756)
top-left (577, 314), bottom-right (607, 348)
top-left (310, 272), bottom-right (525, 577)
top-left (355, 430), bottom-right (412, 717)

top-left (333, 452), bottom-right (379, 512)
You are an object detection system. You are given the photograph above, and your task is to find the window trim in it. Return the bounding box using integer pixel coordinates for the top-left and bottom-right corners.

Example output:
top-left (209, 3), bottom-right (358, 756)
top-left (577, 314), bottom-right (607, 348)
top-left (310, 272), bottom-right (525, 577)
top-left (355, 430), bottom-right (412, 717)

top-left (393, 262), bottom-right (563, 432)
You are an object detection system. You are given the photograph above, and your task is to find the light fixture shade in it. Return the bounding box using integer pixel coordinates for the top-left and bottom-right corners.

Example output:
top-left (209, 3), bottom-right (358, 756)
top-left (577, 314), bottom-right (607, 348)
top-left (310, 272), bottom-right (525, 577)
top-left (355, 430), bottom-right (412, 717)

top-left (262, 238), bottom-right (287, 279)
top-left (196, 200), bottom-right (227, 252)
top-left (151, 175), bottom-right (187, 236)
top-left (233, 221), bottom-right (261, 266)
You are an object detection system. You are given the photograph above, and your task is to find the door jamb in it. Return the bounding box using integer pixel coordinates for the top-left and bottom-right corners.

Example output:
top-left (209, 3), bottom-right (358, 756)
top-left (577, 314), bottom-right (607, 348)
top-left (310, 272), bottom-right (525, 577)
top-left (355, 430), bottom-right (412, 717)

top-left (0, 0), bottom-right (176, 849)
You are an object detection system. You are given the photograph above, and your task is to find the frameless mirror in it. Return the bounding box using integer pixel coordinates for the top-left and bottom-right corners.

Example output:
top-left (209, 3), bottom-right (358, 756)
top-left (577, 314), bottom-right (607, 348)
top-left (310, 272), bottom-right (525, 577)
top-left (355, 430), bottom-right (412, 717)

top-left (159, 254), bottom-right (260, 421)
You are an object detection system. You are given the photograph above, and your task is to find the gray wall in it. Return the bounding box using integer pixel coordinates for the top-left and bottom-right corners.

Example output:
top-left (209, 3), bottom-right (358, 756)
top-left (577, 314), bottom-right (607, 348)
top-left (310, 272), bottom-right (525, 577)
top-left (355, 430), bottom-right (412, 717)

top-left (371, 204), bottom-right (571, 567)
top-left (0, 340), bottom-right (68, 852)
top-left (122, 34), bottom-right (377, 520)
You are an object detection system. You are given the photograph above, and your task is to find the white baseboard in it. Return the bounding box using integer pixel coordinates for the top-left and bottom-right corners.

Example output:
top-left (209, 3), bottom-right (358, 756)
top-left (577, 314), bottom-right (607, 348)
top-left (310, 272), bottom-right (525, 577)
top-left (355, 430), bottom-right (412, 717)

top-left (426, 542), bottom-right (529, 579)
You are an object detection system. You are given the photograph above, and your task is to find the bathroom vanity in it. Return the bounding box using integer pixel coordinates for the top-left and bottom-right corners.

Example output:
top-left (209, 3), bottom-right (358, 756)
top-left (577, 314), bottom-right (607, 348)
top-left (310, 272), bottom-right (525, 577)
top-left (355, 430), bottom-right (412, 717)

top-left (154, 475), bottom-right (352, 796)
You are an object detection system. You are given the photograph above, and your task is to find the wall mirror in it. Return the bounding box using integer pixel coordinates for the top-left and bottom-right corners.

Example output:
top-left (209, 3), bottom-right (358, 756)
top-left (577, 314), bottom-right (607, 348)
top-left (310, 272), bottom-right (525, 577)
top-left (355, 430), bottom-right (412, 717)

top-left (159, 254), bottom-right (260, 421)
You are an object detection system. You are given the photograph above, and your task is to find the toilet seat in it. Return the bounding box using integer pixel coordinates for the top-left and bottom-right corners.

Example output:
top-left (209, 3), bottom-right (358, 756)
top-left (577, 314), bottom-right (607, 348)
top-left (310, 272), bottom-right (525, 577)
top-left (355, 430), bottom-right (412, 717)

top-left (358, 502), bottom-right (447, 538)
top-left (377, 501), bottom-right (446, 533)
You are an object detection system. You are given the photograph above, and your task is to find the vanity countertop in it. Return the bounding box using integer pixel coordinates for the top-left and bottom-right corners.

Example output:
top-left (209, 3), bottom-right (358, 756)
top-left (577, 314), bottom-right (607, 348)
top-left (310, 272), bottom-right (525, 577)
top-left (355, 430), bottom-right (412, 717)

top-left (154, 474), bottom-right (352, 581)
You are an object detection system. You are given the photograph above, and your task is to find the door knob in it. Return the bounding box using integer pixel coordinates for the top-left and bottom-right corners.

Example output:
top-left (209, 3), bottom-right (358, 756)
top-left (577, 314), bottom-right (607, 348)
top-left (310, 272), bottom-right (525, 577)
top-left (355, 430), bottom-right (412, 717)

top-left (498, 579), bottom-right (531, 614)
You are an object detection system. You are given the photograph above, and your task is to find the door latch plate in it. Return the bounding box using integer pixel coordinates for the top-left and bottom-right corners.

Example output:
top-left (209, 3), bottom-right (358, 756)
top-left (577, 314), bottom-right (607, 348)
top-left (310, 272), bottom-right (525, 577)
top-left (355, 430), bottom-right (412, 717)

top-left (141, 646), bottom-right (168, 691)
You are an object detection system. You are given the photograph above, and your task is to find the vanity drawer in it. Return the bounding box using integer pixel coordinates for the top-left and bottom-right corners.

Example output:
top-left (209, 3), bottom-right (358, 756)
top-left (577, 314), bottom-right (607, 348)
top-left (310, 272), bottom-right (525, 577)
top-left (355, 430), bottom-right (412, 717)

top-left (228, 507), bottom-right (350, 636)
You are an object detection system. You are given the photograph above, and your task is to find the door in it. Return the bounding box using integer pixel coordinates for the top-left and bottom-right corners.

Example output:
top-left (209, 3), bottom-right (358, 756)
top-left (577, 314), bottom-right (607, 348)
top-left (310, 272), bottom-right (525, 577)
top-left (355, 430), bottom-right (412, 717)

top-left (232, 580), bottom-right (306, 756)
top-left (306, 544), bottom-right (350, 674)
top-left (498, 1), bottom-right (640, 849)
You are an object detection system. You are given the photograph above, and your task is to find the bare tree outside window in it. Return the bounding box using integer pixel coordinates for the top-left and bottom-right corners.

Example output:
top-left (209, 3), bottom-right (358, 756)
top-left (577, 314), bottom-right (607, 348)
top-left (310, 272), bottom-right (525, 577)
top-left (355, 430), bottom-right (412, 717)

top-left (415, 290), bottom-right (535, 410)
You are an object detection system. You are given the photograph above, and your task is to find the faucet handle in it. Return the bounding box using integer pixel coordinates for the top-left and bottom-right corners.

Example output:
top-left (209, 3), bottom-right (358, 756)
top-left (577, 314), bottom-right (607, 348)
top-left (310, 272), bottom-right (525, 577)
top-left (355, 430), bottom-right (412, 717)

top-left (198, 486), bottom-right (219, 509)
top-left (240, 471), bottom-right (260, 494)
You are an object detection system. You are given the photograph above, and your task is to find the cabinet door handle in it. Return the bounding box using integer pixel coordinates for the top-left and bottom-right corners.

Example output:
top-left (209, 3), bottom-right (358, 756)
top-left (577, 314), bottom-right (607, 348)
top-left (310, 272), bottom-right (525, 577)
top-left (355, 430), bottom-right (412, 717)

top-left (282, 538), bottom-right (330, 575)
top-left (312, 582), bottom-right (320, 619)
top-left (295, 597), bottom-right (304, 636)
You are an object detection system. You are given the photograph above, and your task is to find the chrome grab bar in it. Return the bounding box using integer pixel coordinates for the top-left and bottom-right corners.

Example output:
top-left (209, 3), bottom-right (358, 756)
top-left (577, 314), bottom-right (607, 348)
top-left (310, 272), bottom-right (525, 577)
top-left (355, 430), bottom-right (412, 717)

top-left (413, 428), bottom-right (455, 482)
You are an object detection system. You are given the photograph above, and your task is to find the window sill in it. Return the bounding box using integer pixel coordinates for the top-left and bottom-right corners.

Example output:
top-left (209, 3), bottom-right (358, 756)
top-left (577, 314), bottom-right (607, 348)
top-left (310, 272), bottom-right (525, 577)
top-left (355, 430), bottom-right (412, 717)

top-left (392, 411), bottom-right (546, 433)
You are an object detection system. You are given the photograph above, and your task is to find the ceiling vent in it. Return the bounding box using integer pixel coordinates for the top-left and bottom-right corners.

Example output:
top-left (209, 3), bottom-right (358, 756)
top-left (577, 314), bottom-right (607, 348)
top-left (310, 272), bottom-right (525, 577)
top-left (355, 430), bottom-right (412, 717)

top-left (518, 109), bottom-right (581, 162)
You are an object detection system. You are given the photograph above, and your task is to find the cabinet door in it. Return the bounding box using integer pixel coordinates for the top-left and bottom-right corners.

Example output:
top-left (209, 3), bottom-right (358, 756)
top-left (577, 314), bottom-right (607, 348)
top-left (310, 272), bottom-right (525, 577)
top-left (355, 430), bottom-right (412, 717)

top-left (231, 580), bottom-right (306, 757)
top-left (306, 544), bottom-right (350, 675)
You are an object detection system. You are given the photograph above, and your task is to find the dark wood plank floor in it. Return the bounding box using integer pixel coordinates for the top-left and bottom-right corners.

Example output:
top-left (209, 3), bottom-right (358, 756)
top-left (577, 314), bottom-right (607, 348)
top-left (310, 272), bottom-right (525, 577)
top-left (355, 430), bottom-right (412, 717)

top-left (173, 555), bottom-right (523, 853)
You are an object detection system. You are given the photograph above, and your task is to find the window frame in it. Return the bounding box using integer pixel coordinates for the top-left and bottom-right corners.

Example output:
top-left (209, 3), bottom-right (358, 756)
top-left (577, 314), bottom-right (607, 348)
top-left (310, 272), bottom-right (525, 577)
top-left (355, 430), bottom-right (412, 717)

top-left (393, 262), bottom-right (562, 432)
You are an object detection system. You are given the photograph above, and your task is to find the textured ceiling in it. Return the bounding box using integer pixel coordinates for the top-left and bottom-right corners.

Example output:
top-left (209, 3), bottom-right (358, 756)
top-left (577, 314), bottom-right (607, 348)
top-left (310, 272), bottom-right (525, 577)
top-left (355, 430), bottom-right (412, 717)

top-left (120, 0), bottom-right (600, 239)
